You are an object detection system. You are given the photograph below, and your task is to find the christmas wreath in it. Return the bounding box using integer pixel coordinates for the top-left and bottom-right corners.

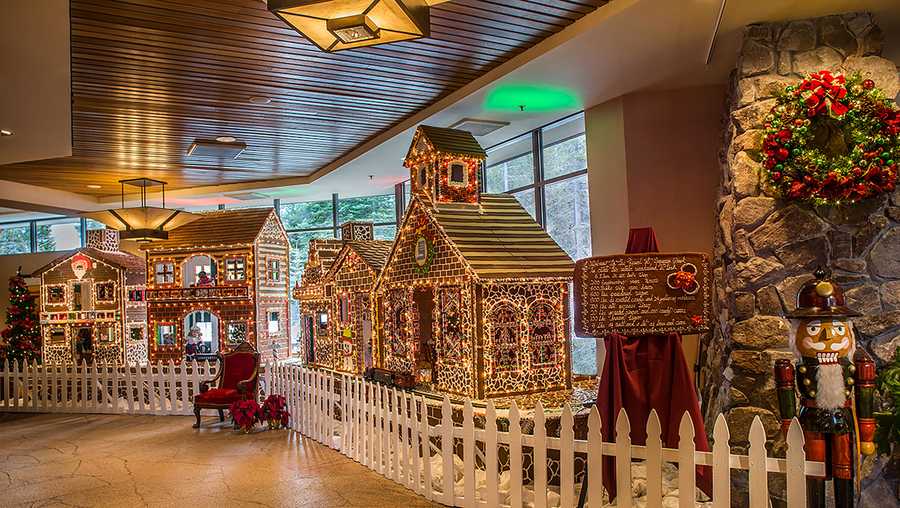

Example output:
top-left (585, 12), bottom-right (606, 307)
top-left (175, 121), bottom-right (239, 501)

top-left (763, 70), bottom-right (900, 204)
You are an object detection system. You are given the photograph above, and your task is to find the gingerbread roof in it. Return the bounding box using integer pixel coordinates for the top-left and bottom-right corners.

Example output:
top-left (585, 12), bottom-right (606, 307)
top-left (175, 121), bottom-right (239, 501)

top-left (32, 247), bottom-right (145, 276)
top-left (301, 238), bottom-right (343, 286)
top-left (328, 240), bottom-right (394, 278)
top-left (431, 194), bottom-right (573, 279)
top-left (346, 240), bottom-right (393, 272)
top-left (140, 208), bottom-right (275, 251)
top-left (406, 125), bottom-right (487, 161)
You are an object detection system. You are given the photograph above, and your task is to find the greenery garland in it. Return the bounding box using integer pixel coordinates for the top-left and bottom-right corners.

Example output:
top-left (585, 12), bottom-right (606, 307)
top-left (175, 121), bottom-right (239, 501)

top-left (763, 70), bottom-right (900, 205)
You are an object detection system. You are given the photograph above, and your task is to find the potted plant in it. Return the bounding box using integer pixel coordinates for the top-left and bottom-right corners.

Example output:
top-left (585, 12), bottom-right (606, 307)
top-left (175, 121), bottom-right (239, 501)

top-left (262, 394), bottom-right (290, 430)
top-left (230, 399), bottom-right (261, 434)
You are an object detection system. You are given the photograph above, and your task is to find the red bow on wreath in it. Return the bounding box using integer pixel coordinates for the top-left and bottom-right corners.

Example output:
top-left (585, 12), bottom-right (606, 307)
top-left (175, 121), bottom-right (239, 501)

top-left (797, 70), bottom-right (849, 117)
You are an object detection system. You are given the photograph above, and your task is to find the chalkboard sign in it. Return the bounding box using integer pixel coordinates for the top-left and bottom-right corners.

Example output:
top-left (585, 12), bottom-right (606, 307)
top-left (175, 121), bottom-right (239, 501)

top-left (573, 252), bottom-right (711, 338)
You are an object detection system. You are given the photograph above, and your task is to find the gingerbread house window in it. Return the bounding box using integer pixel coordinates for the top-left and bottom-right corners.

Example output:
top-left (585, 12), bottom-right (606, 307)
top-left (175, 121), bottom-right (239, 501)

top-left (156, 323), bottom-right (176, 346)
top-left (95, 281), bottom-right (116, 303)
top-left (45, 284), bottom-right (66, 305)
top-left (268, 311), bottom-right (280, 333)
top-left (225, 257), bottom-right (245, 281)
top-left (449, 161), bottom-right (466, 186)
top-left (155, 262), bottom-right (174, 285)
top-left (268, 258), bottom-right (281, 282)
top-left (529, 301), bottom-right (558, 367)
top-left (489, 303), bottom-right (521, 373)
top-left (418, 165), bottom-right (428, 188)
top-left (226, 321), bottom-right (247, 345)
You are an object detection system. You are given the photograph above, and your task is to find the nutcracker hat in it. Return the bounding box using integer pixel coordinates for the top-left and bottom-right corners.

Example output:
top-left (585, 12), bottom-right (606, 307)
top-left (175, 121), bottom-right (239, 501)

top-left (786, 267), bottom-right (860, 319)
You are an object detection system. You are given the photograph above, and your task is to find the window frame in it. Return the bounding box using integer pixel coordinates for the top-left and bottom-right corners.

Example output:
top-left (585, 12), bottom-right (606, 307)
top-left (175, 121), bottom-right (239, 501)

top-left (481, 111), bottom-right (589, 230)
top-left (154, 261), bottom-right (175, 285)
top-left (225, 256), bottom-right (246, 282)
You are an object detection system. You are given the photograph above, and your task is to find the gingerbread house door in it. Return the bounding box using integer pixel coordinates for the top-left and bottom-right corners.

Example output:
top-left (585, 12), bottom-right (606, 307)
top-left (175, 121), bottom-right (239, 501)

top-left (412, 288), bottom-right (435, 384)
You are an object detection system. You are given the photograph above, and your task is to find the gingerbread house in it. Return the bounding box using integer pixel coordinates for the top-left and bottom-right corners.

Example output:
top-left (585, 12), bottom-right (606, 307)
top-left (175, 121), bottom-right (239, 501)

top-left (374, 126), bottom-right (575, 399)
top-left (34, 229), bottom-right (148, 365)
top-left (293, 237), bottom-right (343, 365)
top-left (141, 208), bottom-right (290, 364)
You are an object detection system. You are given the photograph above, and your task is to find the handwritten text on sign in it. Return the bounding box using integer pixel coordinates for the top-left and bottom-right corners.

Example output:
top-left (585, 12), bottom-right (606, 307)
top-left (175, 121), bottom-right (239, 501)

top-left (573, 253), bottom-right (711, 337)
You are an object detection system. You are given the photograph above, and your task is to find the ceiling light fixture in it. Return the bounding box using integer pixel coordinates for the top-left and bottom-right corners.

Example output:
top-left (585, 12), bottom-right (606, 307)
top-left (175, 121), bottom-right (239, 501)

top-left (448, 118), bottom-right (510, 137)
top-left (249, 96), bottom-right (271, 105)
top-left (83, 178), bottom-right (200, 242)
top-left (86, 184), bottom-right (102, 189)
top-left (215, 136), bottom-right (237, 143)
top-left (0, 129), bottom-right (13, 137)
top-left (268, 0), bottom-right (430, 52)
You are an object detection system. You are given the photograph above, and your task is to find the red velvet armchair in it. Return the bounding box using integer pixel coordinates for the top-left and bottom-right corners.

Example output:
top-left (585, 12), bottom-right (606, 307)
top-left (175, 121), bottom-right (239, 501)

top-left (193, 341), bottom-right (260, 428)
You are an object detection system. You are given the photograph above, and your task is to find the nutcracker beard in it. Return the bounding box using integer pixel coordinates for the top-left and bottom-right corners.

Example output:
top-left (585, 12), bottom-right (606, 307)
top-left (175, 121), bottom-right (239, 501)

top-left (816, 362), bottom-right (847, 410)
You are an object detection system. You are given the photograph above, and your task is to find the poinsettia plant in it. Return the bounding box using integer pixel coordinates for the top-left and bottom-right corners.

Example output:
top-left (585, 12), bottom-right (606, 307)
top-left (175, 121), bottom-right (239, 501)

top-left (230, 399), bottom-right (261, 433)
top-left (262, 394), bottom-right (290, 429)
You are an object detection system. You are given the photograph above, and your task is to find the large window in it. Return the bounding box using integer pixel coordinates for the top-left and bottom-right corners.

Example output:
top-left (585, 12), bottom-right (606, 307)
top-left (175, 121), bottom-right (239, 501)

top-left (483, 112), bottom-right (591, 261)
top-left (36, 218), bottom-right (82, 252)
top-left (281, 192), bottom-right (400, 352)
top-left (0, 223), bottom-right (31, 255)
top-left (483, 112), bottom-right (595, 376)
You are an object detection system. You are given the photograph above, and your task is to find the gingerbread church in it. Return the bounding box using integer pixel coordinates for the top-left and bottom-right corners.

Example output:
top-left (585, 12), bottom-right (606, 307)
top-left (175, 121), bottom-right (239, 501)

top-left (374, 126), bottom-right (576, 399)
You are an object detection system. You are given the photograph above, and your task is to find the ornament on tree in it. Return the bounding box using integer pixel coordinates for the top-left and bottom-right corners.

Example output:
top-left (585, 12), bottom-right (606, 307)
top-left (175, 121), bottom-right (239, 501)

top-left (1, 267), bottom-right (42, 364)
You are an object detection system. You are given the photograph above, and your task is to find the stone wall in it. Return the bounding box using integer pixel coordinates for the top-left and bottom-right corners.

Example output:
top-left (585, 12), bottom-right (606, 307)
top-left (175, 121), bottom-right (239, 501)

top-left (699, 12), bottom-right (899, 500)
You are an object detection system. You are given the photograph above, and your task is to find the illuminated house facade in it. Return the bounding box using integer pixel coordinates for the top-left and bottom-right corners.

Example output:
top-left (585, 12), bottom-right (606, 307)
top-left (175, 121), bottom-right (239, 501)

top-left (373, 126), bottom-right (575, 399)
top-left (142, 208), bottom-right (291, 363)
top-left (293, 223), bottom-right (391, 375)
top-left (293, 237), bottom-right (343, 366)
top-left (35, 229), bottom-right (148, 365)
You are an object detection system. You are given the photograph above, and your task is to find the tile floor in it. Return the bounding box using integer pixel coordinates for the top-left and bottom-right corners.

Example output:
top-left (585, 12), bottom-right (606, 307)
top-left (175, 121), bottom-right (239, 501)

top-left (0, 413), bottom-right (440, 508)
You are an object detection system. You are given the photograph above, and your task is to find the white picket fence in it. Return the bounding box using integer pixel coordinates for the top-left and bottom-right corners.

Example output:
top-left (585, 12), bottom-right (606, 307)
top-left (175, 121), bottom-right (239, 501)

top-left (0, 359), bottom-right (219, 415)
top-left (266, 364), bottom-right (826, 508)
top-left (0, 360), bottom-right (825, 507)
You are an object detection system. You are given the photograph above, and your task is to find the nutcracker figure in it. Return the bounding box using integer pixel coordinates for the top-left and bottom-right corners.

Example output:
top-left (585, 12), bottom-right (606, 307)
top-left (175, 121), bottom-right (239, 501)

top-left (774, 268), bottom-right (876, 508)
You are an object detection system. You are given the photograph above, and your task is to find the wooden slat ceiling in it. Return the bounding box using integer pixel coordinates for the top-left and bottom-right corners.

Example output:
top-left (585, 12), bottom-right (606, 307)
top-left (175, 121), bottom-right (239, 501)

top-left (0, 0), bottom-right (607, 196)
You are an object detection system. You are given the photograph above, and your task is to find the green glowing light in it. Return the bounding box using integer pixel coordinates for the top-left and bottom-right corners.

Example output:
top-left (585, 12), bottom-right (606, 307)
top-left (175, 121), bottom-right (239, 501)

top-left (484, 84), bottom-right (581, 112)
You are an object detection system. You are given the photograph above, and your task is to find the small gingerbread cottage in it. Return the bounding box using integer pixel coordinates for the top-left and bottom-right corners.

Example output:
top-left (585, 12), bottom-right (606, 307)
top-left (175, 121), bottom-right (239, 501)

top-left (373, 126), bottom-right (575, 399)
top-left (34, 229), bottom-right (148, 365)
top-left (293, 237), bottom-right (343, 366)
top-left (141, 208), bottom-right (290, 364)
top-left (293, 222), bottom-right (391, 375)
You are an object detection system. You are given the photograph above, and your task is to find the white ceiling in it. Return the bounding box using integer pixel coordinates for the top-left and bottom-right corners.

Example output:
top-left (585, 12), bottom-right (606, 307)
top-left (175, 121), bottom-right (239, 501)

top-left (2, 0), bottom-right (898, 212)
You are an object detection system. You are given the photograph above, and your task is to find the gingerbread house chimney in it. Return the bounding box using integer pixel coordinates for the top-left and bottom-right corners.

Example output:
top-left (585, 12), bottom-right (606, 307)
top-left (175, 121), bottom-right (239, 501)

top-left (340, 221), bottom-right (374, 242)
top-left (86, 228), bottom-right (121, 252)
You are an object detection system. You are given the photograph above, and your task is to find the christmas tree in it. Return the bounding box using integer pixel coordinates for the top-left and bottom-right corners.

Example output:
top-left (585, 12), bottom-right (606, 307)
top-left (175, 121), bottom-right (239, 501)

top-left (1, 268), bottom-right (41, 364)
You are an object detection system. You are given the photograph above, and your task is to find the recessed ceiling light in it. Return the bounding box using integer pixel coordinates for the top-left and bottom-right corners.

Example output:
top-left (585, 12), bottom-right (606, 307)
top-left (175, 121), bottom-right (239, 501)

top-left (86, 184), bottom-right (102, 189)
top-left (0, 129), bottom-right (13, 137)
top-left (249, 96), bottom-right (271, 105)
top-left (215, 136), bottom-right (237, 143)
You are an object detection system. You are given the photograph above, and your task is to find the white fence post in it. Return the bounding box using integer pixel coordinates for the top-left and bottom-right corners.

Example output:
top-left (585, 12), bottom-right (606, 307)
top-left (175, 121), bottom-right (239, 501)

top-left (560, 404), bottom-right (575, 508)
top-left (786, 417), bottom-right (807, 507)
top-left (678, 412), bottom-right (696, 508)
top-left (484, 401), bottom-right (499, 508)
top-left (534, 401), bottom-right (548, 508)
top-left (587, 406), bottom-right (602, 508)
top-left (646, 409), bottom-right (663, 508)
top-left (615, 408), bottom-right (632, 508)
top-left (462, 399), bottom-right (475, 508)
top-left (440, 395), bottom-right (454, 506)
top-left (509, 401), bottom-right (523, 508)
top-left (712, 414), bottom-right (730, 508)
top-left (748, 416), bottom-right (769, 508)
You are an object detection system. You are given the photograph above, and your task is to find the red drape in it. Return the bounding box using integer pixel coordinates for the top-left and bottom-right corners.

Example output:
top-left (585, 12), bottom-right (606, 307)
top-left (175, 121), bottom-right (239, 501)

top-left (598, 227), bottom-right (712, 500)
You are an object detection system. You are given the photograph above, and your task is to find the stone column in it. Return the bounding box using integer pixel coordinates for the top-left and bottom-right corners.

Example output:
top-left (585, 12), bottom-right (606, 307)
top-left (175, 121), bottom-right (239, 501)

top-left (699, 12), bottom-right (899, 504)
